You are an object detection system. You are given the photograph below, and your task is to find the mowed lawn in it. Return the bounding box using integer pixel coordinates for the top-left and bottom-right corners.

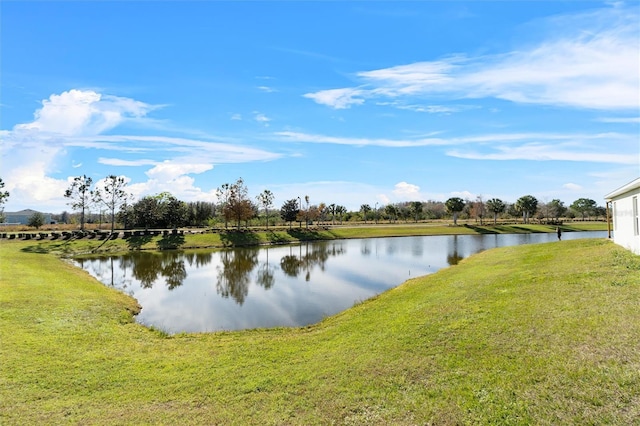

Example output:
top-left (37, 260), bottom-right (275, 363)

top-left (1, 238), bottom-right (638, 425)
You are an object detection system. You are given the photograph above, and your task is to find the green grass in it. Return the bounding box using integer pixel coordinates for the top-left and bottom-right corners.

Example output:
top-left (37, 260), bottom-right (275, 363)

top-left (1, 235), bottom-right (638, 424)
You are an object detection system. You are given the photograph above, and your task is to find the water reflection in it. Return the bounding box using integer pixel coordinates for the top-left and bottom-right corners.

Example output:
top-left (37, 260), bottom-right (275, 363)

top-left (76, 231), bottom-right (606, 333)
top-left (216, 249), bottom-right (259, 304)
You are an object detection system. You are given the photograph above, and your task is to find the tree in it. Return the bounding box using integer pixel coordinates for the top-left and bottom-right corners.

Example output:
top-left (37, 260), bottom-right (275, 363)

top-left (486, 198), bottom-right (505, 225)
top-left (327, 203), bottom-right (337, 224)
top-left (470, 196), bottom-right (485, 225)
top-left (59, 211), bottom-right (70, 224)
top-left (162, 194), bottom-right (189, 229)
top-left (64, 175), bottom-right (93, 231)
top-left (280, 199), bottom-right (299, 229)
top-left (360, 204), bottom-right (371, 223)
top-left (256, 190), bottom-right (274, 229)
top-left (93, 175), bottom-right (130, 233)
top-left (385, 204), bottom-right (398, 222)
top-left (187, 201), bottom-right (216, 227)
top-left (445, 197), bottom-right (465, 225)
top-left (410, 201), bottom-right (423, 223)
top-left (0, 178), bottom-right (9, 223)
top-left (219, 178), bottom-right (253, 229)
top-left (307, 205), bottom-right (321, 224)
top-left (132, 196), bottom-right (163, 230)
top-left (570, 198), bottom-right (597, 220)
top-left (515, 195), bottom-right (538, 224)
top-left (304, 195), bottom-right (310, 228)
top-left (27, 212), bottom-right (45, 229)
top-left (336, 205), bottom-right (347, 224)
top-left (216, 183), bottom-right (232, 228)
top-left (547, 199), bottom-right (566, 222)
top-left (317, 202), bottom-right (327, 224)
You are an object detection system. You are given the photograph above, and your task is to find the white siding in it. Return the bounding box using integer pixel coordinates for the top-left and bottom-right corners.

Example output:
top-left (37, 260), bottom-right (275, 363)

top-left (606, 178), bottom-right (640, 255)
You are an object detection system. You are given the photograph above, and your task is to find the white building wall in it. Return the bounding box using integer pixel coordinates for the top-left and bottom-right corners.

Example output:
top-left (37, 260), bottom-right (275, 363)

top-left (607, 179), bottom-right (640, 255)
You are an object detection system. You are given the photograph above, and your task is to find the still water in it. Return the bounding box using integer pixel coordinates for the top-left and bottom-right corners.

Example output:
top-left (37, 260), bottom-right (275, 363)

top-left (75, 231), bottom-right (607, 333)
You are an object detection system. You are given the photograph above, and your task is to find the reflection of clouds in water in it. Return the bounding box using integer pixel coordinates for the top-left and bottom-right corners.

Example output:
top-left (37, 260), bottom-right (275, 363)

top-left (76, 231), bottom-right (607, 333)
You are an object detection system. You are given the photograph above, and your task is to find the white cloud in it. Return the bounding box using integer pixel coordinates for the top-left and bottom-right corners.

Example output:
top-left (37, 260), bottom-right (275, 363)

top-left (276, 131), bottom-right (448, 147)
top-left (258, 86), bottom-right (277, 93)
top-left (304, 6), bottom-right (639, 110)
top-left (3, 163), bottom-right (71, 212)
top-left (596, 117), bottom-right (640, 123)
top-left (127, 176), bottom-right (219, 203)
top-left (276, 131), bottom-right (637, 165)
top-left (254, 112), bottom-right (271, 125)
top-left (392, 182), bottom-right (421, 199)
top-left (15, 89), bottom-right (154, 136)
top-left (450, 190), bottom-right (476, 200)
top-left (447, 143), bottom-right (637, 164)
top-left (303, 88), bottom-right (366, 109)
top-left (145, 161), bottom-right (213, 182)
top-left (563, 183), bottom-right (583, 191)
top-left (98, 158), bottom-right (158, 167)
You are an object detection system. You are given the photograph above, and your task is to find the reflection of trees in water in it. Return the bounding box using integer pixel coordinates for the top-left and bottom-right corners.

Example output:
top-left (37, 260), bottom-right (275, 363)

top-left (360, 240), bottom-right (371, 256)
top-left (122, 252), bottom-right (188, 290)
top-left (161, 252), bottom-right (187, 290)
top-left (447, 251), bottom-right (464, 266)
top-left (447, 235), bottom-right (465, 266)
top-left (279, 242), bottom-right (345, 281)
top-left (216, 248), bottom-right (259, 305)
top-left (183, 251), bottom-right (214, 268)
top-left (256, 248), bottom-right (275, 290)
top-left (280, 253), bottom-right (301, 277)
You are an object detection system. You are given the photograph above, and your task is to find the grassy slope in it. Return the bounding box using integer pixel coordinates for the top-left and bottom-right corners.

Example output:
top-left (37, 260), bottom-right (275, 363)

top-left (1, 237), bottom-right (638, 425)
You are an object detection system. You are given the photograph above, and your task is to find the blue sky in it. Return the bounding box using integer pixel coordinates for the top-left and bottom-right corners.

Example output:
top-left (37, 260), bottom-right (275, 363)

top-left (1, 1), bottom-right (638, 213)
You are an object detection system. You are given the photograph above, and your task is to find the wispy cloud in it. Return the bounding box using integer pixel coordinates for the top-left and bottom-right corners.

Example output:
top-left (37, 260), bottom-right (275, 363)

top-left (277, 130), bottom-right (637, 165)
top-left (447, 144), bottom-right (637, 164)
top-left (303, 88), bottom-right (365, 110)
top-left (98, 158), bottom-right (158, 167)
top-left (304, 5), bottom-right (639, 111)
top-left (596, 117), bottom-right (640, 123)
top-left (563, 182), bottom-right (583, 191)
top-left (254, 112), bottom-right (271, 125)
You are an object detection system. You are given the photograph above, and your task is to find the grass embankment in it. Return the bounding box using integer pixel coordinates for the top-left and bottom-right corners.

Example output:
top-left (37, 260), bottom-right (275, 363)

top-left (1, 237), bottom-right (638, 424)
top-left (17, 222), bottom-right (607, 256)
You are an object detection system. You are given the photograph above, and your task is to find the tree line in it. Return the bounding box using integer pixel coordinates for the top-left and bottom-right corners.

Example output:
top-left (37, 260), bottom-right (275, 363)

top-left (0, 176), bottom-right (607, 231)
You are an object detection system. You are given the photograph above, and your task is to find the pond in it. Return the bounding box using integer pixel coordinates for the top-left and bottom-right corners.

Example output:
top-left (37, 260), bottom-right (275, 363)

top-left (75, 231), bottom-right (607, 333)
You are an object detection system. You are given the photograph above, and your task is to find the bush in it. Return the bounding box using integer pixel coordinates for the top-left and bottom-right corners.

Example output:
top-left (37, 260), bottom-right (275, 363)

top-left (27, 212), bottom-right (45, 230)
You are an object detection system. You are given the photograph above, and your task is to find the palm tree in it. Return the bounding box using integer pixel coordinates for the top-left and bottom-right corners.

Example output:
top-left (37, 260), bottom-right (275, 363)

top-left (486, 198), bottom-right (505, 225)
top-left (515, 195), bottom-right (538, 224)
top-left (336, 205), bottom-right (347, 224)
top-left (328, 203), bottom-right (337, 224)
top-left (445, 197), bottom-right (465, 225)
top-left (360, 204), bottom-right (371, 223)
